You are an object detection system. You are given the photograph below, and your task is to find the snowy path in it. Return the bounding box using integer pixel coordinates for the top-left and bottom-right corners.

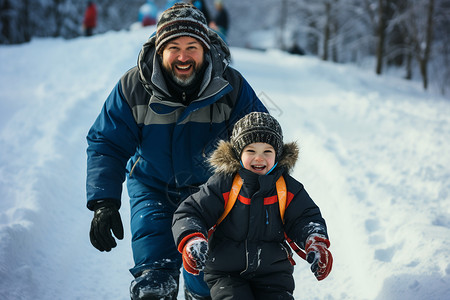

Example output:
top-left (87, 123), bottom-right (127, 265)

top-left (1, 28), bottom-right (449, 299)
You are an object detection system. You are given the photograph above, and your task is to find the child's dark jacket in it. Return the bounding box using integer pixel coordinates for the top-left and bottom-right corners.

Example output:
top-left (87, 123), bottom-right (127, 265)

top-left (172, 140), bottom-right (328, 276)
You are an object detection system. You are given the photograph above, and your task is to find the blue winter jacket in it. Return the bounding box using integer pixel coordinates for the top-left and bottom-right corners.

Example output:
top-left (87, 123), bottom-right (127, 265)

top-left (86, 31), bottom-right (267, 209)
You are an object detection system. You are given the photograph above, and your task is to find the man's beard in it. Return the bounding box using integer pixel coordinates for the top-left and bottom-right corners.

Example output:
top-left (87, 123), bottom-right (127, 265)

top-left (166, 59), bottom-right (202, 87)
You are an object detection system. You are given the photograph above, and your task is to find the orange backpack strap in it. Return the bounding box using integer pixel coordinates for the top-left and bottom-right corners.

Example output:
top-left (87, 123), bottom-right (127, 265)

top-left (277, 177), bottom-right (307, 261)
top-left (216, 174), bottom-right (243, 226)
top-left (216, 175), bottom-right (286, 226)
top-left (276, 176), bottom-right (287, 223)
top-left (211, 173), bottom-right (307, 261)
top-left (277, 176), bottom-right (307, 261)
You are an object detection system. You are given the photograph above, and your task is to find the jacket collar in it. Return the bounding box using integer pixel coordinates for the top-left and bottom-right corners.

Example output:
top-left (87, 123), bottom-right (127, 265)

top-left (137, 30), bottom-right (231, 103)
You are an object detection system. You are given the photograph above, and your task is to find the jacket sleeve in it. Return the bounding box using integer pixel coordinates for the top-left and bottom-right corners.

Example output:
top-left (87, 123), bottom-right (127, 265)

top-left (283, 181), bottom-right (329, 249)
top-left (86, 82), bottom-right (140, 210)
top-left (172, 174), bottom-right (230, 246)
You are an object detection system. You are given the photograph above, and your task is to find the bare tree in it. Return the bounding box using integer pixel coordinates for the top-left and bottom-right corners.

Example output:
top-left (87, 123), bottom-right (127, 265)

top-left (429, 0), bottom-right (450, 95)
top-left (398, 0), bottom-right (435, 89)
top-left (0, 0), bottom-right (31, 44)
top-left (322, 1), bottom-right (331, 60)
top-left (320, 0), bottom-right (342, 62)
top-left (278, 0), bottom-right (288, 50)
top-left (418, 0), bottom-right (434, 89)
top-left (375, 0), bottom-right (388, 74)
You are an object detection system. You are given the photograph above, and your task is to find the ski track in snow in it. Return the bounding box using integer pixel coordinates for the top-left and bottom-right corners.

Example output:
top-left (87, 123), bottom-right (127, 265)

top-left (1, 28), bottom-right (449, 299)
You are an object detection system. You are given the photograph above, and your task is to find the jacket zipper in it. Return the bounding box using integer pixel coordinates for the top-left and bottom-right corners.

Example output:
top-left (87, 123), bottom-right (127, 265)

top-left (129, 156), bottom-right (141, 178)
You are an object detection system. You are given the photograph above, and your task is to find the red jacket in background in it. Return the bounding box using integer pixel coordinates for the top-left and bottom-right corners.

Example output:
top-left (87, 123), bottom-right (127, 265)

top-left (83, 4), bottom-right (97, 29)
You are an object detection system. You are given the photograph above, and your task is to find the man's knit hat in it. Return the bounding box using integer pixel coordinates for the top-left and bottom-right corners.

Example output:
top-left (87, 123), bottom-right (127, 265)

top-left (155, 3), bottom-right (211, 53)
top-left (230, 112), bottom-right (283, 160)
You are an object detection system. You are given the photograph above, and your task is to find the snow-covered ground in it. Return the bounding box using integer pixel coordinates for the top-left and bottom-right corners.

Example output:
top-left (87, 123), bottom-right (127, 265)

top-left (1, 26), bottom-right (449, 300)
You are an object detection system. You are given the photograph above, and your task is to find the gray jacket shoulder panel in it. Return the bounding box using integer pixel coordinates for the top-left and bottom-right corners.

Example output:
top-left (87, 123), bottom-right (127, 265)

top-left (119, 67), bottom-right (153, 125)
top-left (120, 67), bottom-right (151, 107)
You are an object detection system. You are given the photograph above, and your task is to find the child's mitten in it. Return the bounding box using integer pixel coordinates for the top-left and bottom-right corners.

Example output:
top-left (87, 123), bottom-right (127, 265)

top-left (180, 234), bottom-right (208, 275)
top-left (305, 234), bottom-right (333, 281)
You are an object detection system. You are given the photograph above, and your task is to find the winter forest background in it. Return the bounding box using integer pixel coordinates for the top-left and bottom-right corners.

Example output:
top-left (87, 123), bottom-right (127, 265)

top-left (1, 0), bottom-right (449, 96)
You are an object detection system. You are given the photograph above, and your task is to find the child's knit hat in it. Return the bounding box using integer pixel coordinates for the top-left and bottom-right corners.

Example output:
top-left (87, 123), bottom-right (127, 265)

top-left (155, 3), bottom-right (211, 53)
top-left (230, 112), bottom-right (283, 159)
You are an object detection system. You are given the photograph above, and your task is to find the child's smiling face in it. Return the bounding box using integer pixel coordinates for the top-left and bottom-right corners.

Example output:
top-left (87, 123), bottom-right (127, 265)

top-left (241, 142), bottom-right (276, 175)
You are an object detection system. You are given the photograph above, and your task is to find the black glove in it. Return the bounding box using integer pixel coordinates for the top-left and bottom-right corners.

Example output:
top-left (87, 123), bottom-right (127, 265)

top-left (89, 201), bottom-right (124, 252)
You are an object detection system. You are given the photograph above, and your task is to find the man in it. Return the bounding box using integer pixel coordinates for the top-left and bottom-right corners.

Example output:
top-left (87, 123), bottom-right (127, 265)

top-left (86, 3), bottom-right (267, 300)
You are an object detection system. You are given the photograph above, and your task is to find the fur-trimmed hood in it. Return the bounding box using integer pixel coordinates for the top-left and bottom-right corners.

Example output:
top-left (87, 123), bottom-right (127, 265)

top-left (208, 140), bottom-right (299, 175)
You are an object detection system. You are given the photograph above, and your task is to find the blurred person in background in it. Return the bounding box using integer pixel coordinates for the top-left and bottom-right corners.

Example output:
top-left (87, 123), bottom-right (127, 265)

top-left (209, 0), bottom-right (229, 42)
top-left (82, 1), bottom-right (97, 36)
top-left (138, 0), bottom-right (158, 26)
top-left (189, 0), bottom-right (211, 24)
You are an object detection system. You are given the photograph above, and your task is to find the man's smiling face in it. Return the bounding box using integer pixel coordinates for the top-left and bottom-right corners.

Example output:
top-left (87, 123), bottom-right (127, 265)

top-left (161, 36), bottom-right (205, 86)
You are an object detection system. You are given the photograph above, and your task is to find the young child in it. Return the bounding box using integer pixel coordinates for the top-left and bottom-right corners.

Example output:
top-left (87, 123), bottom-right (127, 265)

top-left (172, 112), bottom-right (333, 299)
